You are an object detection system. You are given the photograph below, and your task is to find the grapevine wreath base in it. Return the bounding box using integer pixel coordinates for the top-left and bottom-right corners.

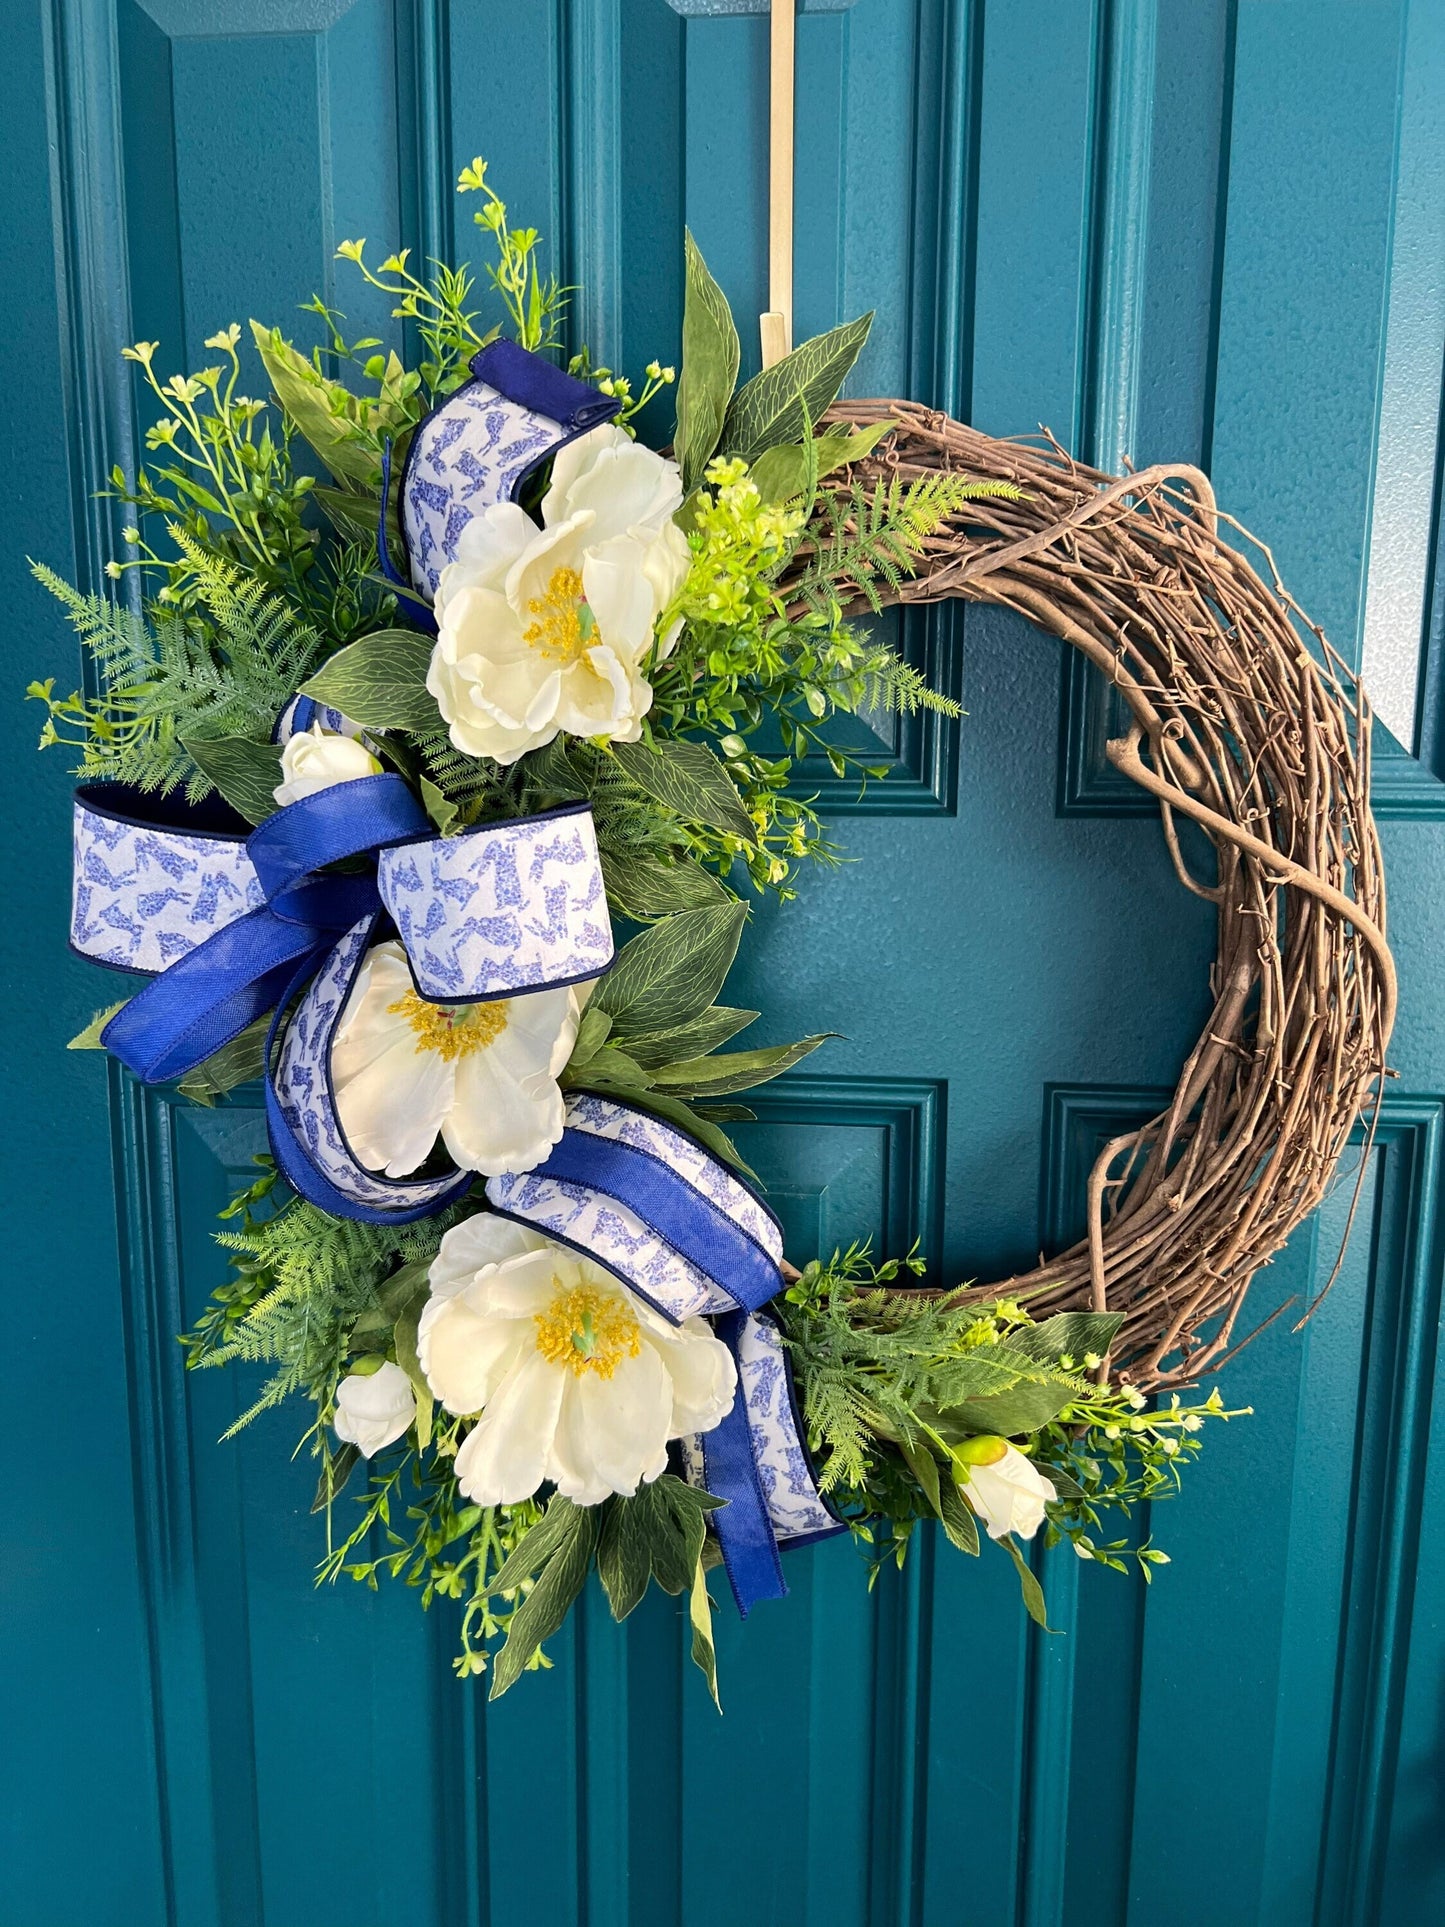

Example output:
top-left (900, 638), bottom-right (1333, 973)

top-left (829, 404), bottom-right (1395, 1389)
top-left (39, 163), bottom-right (1393, 1690)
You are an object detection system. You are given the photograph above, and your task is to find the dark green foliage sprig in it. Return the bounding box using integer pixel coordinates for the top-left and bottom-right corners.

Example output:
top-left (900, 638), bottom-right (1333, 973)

top-left (470, 1479), bottom-right (726, 1701)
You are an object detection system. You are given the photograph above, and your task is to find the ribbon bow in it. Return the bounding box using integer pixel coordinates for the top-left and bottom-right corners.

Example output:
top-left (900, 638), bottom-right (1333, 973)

top-left (72, 777), bottom-right (613, 1222)
top-left (488, 1092), bottom-right (844, 1613)
top-left (100, 774), bottom-right (426, 1085)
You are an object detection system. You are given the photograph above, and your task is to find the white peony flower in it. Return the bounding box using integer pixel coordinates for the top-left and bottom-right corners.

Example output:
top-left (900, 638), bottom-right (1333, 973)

top-left (427, 425), bottom-right (690, 765)
top-left (418, 1221), bottom-right (737, 1507)
top-left (330, 940), bottom-right (582, 1179)
top-left (272, 723), bottom-right (382, 807)
top-left (955, 1437), bottom-right (1055, 1542)
top-left (333, 1360), bottom-right (417, 1457)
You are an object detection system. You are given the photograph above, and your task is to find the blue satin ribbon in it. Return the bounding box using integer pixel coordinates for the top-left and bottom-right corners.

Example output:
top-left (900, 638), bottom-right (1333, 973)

top-left (101, 775), bottom-right (429, 1083)
top-left (528, 1127), bottom-right (784, 1315)
top-left (528, 1125), bottom-right (788, 1612)
top-left (702, 1310), bottom-right (788, 1616)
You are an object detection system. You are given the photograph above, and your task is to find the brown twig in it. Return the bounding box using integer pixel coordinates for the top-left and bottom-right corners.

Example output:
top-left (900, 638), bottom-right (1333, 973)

top-left (796, 401), bottom-right (1394, 1395)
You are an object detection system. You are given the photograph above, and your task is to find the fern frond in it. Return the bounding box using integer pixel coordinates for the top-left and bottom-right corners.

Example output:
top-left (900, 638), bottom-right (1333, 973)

top-left (860, 647), bottom-right (962, 719)
top-left (796, 471), bottom-right (1023, 614)
top-left (188, 1194), bottom-right (464, 1434)
top-left (31, 536), bottom-right (328, 800)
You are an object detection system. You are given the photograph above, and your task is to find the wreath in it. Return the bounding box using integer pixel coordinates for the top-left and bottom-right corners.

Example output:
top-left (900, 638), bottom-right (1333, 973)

top-left (34, 160), bottom-right (1389, 1702)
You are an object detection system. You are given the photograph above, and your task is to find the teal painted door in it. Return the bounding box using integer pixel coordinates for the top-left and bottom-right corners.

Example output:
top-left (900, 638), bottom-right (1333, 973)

top-left (6, 3), bottom-right (1444, 1923)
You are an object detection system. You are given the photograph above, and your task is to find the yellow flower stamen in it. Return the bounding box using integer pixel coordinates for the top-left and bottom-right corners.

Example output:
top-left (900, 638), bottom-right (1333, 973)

top-left (388, 990), bottom-right (508, 1061)
top-left (534, 1281), bottom-right (642, 1379)
top-left (522, 565), bottom-right (594, 662)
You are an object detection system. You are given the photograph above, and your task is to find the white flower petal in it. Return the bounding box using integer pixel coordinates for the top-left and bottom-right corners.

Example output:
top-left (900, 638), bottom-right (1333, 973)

top-left (506, 511), bottom-right (593, 618)
top-left (961, 1444), bottom-right (1054, 1542)
top-left (542, 425), bottom-right (628, 520)
top-left (435, 501), bottom-right (538, 618)
top-left (561, 1347), bottom-right (674, 1499)
top-left (469, 1245), bottom-right (580, 1317)
top-left (332, 1361), bottom-right (416, 1457)
top-left (429, 1213), bottom-right (550, 1298)
top-left (652, 1319), bottom-right (738, 1435)
top-left (273, 725), bottom-right (382, 808)
top-left (330, 961), bottom-right (456, 1178)
top-left (418, 1291), bottom-right (531, 1413)
top-left (554, 645), bottom-right (643, 739)
top-left (453, 1351), bottom-right (567, 1504)
top-left (545, 428), bottom-right (682, 545)
top-left (441, 1043), bottom-right (565, 1176)
top-left (583, 537), bottom-right (663, 662)
top-left (642, 518), bottom-right (691, 626)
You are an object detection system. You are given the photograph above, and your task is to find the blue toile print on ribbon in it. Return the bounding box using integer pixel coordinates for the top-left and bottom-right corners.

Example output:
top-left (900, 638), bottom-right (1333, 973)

top-left (379, 338), bottom-right (621, 616)
top-left (486, 1092), bottom-right (844, 1612)
top-left (71, 778), bottom-right (614, 1223)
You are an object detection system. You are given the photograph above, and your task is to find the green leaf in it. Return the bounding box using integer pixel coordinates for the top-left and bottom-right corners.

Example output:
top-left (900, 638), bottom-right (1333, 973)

top-left (898, 1437), bottom-right (942, 1517)
top-left (522, 735), bottom-right (589, 801)
top-left (598, 1476), bottom-right (724, 1621)
top-left (749, 420), bottom-right (895, 504)
top-left (379, 1259), bottom-right (434, 1319)
top-left (300, 629), bottom-right (441, 731)
top-left (942, 1376), bottom-right (1082, 1440)
top-left (565, 1005), bottom-right (614, 1073)
top-left (392, 1295), bottom-right (433, 1451)
top-left (647, 1033), bottom-right (832, 1097)
top-left (68, 1000), bottom-right (128, 1049)
top-left (489, 1492), bottom-right (585, 1594)
top-left (720, 312), bottom-right (874, 466)
top-left (1001, 1311), bottom-right (1125, 1370)
top-left (181, 734), bottom-right (283, 825)
top-left (176, 1016), bottom-right (270, 1104)
top-left (1038, 1462), bottom-right (1086, 1505)
top-left (489, 1500), bottom-right (598, 1700)
top-left (1000, 1533), bottom-right (1056, 1631)
top-left (249, 321), bottom-right (381, 489)
top-left (597, 1497), bottom-right (653, 1620)
top-left (614, 1087), bottom-right (756, 1178)
top-left (689, 1555), bottom-right (722, 1711)
top-left (675, 231), bottom-right (740, 491)
top-left (598, 849), bottom-right (730, 921)
top-left (611, 738), bottom-right (755, 840)
top-left (593, 901), bottom-right (748, 1038)
top-left (623, 1005), bottom-right (759, 1070)
top-left (311, 1442), bottom-right (359, 1514)
top-left (937, 1479), bottom-right (981, 1556)
top-left (313, 482), bottom-right (399, 553)
top-left (420, 775), bottom-right (459, 836)
top-left (566, 1043), bottom-right (655, 1090)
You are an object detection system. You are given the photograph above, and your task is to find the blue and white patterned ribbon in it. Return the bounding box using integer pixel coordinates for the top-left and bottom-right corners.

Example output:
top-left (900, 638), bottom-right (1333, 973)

top-left (71, 779), bottom-right (613, 1221)
top-left (273, 692), bottom-right (377, 751)
top-left (486, 1092), bottom-right (842, 1609)
top-left (71, 782), bottom-right (265, 975)
top-left (379, 808), bottom-right (610, 1001)
top-left (266, 912), bottom-right (471, 1224)
top-left (389, 338), bottom-right (621, 606)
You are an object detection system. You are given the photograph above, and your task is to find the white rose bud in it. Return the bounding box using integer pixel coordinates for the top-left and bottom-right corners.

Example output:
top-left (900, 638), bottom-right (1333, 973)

top-left (332, 1360), bottom-right (416, 1457)
top-left (955, 1437), bottom-right (1054, 1542)
top-left (273, 724), bottom-right (382, 807)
